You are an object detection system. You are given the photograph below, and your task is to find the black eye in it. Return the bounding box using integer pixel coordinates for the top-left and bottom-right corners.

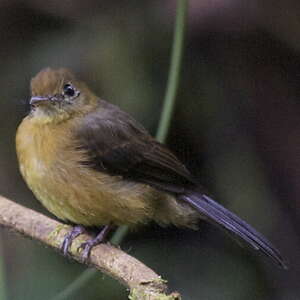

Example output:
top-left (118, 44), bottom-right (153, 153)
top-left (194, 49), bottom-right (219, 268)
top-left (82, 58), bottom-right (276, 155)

top-left (63, 84), bottom-right (75, 97)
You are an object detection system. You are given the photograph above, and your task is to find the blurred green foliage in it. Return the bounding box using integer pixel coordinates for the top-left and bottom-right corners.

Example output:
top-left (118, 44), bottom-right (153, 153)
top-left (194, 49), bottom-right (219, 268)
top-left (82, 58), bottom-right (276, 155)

top-left (0, 1), bottom-right (300, 300)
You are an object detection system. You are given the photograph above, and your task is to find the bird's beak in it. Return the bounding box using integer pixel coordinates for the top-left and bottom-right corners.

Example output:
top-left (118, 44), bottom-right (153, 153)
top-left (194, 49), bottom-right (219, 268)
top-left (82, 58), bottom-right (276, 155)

top-left (30, 96), bottom-right (51, 106)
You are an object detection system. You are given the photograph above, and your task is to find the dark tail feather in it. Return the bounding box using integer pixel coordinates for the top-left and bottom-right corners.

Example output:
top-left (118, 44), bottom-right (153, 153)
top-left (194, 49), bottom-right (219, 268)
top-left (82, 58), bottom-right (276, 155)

top-left (180, 192), bottom-right (287, 269)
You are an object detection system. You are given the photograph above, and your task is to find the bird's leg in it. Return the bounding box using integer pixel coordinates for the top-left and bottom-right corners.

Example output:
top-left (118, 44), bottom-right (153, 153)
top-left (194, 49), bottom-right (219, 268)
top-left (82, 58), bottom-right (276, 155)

top-left (80, 224), bottom-right (113, 262)
top-left (61, 225), bottom-right (86, 256)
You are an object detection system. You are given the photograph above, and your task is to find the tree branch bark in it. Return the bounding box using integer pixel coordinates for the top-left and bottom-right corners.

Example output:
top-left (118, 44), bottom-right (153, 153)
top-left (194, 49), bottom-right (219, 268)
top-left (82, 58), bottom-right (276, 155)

top-left (0, 194), bottom-right (180, 300)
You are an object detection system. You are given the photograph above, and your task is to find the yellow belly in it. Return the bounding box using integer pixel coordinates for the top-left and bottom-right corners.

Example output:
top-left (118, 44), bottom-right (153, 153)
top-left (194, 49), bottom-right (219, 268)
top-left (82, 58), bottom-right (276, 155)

top-left (22, 164), bottom-right (159, 226)
top-left (18, 148), bottom-right (162, 226)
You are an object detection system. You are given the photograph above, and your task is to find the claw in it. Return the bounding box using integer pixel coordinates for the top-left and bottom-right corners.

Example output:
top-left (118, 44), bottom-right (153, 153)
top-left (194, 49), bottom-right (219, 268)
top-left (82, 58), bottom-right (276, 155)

top-left (79, 240), bottom-right (95, 262)
top-left (61, 225), bottom-right (86, 256)
top-left (79, 225), bottom-right (112, 262)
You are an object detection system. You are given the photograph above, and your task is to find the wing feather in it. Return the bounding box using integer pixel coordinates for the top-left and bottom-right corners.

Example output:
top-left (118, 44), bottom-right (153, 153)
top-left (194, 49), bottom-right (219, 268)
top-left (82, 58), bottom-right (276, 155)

top-left (75, 100), bottom-right (196, 193)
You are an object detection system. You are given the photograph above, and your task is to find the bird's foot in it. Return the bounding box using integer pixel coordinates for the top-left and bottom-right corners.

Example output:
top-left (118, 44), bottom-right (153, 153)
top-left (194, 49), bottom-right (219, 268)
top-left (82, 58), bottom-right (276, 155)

top-left (79, 225), bottom-right (112, 262)
top-left (61, 225), bottom-right (86, 256)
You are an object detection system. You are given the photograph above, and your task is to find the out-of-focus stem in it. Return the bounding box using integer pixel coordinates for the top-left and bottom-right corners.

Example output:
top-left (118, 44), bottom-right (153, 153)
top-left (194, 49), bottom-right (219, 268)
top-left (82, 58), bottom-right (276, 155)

top-left (156, 0), bottom-right (188, 143)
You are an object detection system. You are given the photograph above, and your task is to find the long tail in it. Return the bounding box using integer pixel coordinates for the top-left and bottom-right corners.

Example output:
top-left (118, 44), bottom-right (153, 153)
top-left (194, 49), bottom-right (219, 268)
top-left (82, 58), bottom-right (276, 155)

top-left (179, 192), bottom-right (287, 269)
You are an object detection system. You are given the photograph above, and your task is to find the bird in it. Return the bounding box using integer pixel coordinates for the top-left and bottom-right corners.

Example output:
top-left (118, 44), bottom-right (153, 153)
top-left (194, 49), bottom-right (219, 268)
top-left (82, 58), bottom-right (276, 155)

top-left (16, 67), bottom-right (286, 268)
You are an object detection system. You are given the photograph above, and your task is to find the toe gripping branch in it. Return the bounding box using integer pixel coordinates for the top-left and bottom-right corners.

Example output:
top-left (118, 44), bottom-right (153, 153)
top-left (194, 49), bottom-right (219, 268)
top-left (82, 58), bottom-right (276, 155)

top-left (61, 224), bottom-right (113, 261)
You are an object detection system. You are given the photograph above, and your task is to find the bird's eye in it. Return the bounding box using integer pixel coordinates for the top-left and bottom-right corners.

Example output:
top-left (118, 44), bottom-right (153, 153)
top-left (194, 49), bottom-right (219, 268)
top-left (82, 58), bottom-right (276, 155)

top-left (63, 83), bottom-right (75, 97)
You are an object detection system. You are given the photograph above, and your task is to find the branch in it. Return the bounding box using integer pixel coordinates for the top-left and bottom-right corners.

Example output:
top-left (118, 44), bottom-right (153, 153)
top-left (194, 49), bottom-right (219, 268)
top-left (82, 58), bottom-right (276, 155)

top-left (0, 195), bottom-right (180, 300)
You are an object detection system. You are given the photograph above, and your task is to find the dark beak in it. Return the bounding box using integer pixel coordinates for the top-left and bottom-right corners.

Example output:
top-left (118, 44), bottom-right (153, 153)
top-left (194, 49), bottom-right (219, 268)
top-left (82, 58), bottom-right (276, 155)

top-left (30, 96), bottom-right (50, 106)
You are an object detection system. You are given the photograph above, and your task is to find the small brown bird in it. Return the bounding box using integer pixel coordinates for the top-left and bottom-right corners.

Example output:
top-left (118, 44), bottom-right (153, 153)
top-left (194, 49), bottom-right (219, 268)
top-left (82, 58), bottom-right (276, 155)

top-left (16, 68), bottom-right (286, 267)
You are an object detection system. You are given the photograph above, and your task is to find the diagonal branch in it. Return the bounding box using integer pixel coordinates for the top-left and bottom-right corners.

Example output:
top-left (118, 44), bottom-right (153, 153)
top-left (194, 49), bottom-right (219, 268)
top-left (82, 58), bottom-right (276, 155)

top-left (0, 194), bottom-right (180, 300)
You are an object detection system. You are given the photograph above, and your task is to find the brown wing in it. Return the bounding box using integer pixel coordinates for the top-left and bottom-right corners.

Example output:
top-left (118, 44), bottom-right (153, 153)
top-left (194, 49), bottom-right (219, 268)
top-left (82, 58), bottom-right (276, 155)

top-left (75, 100), bottom-right (196, 194)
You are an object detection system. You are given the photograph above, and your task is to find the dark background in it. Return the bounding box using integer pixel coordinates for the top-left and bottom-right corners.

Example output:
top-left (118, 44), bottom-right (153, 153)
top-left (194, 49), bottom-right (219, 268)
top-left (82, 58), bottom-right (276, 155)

top-left (0, 1), bottom-right (299, 299)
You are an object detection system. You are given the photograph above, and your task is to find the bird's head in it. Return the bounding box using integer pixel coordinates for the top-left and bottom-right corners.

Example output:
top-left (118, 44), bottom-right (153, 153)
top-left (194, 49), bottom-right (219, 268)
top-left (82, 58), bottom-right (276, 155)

top-left (29, 68), bottom-right (97, 122)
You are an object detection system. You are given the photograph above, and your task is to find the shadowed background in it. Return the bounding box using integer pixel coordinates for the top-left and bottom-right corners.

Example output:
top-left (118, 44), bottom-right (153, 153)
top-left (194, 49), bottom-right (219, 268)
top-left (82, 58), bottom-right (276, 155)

top-left (0, 1), bottom-right (299, 299)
